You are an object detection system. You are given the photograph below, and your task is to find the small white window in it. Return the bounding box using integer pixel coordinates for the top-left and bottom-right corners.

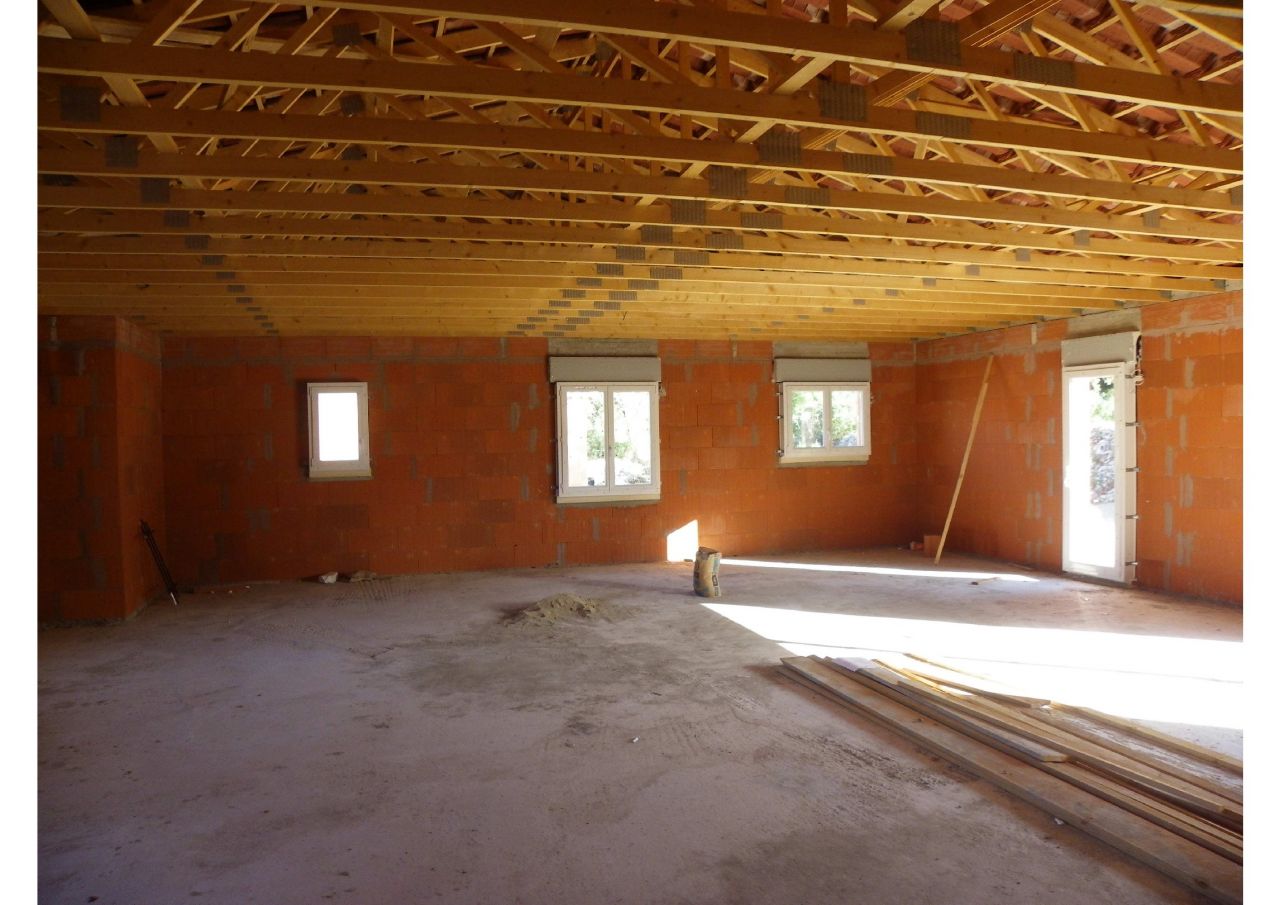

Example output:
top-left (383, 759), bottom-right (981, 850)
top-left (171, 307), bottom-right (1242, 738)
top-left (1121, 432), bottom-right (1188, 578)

top-left (556, 382), bottom-right (660, 503)
top-left (779, 382), bottom-right (870, 464)
top-left (307, 382), bottom-right (371, 479)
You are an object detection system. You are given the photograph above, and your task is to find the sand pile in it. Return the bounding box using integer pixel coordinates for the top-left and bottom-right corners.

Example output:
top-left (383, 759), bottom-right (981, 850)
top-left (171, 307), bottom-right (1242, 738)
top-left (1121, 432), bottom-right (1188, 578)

top-left (504, 593), bottom-right (614, 627)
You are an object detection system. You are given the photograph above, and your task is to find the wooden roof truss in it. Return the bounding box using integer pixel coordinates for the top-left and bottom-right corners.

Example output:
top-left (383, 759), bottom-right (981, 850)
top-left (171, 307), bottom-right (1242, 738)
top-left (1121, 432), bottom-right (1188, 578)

top-left (36, 0), bottom-right (1244, 340)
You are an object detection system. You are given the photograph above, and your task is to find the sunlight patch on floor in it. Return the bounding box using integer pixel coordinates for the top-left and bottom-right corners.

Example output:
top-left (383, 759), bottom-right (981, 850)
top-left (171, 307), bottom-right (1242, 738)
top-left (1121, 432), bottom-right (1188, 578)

top-left (721, 557), bottom-right (1038, 582)
top-left (703, 603), bottom-right (1242, 730)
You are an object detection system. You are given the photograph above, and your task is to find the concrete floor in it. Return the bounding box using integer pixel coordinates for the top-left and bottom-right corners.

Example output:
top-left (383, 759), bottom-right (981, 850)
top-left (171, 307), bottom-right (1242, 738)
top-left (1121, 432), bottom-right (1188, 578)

top-left (39, 549), bottom-right (1242, 905)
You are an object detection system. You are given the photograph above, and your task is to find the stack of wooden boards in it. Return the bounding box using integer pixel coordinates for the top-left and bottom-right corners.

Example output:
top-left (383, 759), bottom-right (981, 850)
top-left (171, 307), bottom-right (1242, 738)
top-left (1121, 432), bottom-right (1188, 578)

top-left (780, 655), bottom-right (1243, 905)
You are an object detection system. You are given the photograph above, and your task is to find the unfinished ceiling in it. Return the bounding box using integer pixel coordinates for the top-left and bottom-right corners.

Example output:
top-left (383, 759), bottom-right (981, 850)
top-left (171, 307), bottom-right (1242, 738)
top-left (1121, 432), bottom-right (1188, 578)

top-left (35, 0), bottom-right (1244, 341)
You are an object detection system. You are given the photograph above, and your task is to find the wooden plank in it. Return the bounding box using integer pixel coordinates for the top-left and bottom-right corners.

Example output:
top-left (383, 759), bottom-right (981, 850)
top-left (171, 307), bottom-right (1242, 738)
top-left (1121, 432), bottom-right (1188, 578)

top-left (885, 660), bottom-right (1243, 804)
top-left (1063, 706), bottom-right (1244, 776)
top-left (1022, 708), bottom-right (1244, 805)
top-left (831, 661), bottom-right (1243, 862)
top-left (819, 658), bottom-right (1070, 762)
top-left (846, 663), bottom-right (1243, 829)
top-left (779, 657), bottom-right (1242, 905)
top-left (935, 355), bottom-right (993, 563)
top-left (889, 662), bottom-right (1053, 708)
top-left (899, 653), bottom-right (1244, 778)
top-left (1041, 762), bottom-right (1242, 863)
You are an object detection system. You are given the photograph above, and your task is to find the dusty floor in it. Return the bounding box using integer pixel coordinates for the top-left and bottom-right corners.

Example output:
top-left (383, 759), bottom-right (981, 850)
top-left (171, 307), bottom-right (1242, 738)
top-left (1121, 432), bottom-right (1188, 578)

top-left (39, 548), bottom-right (1242, 905)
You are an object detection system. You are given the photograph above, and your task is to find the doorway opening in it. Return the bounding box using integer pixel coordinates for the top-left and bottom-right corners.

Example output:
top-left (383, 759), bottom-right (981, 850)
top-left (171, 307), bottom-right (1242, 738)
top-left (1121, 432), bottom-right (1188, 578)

top-left (1063, 363), bottom-right (1133, 582)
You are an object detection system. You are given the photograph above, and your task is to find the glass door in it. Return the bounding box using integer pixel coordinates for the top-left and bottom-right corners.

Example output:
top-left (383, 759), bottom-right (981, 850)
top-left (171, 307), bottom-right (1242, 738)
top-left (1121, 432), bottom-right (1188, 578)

top-left (1062, 363), bottom-right (1129, 581)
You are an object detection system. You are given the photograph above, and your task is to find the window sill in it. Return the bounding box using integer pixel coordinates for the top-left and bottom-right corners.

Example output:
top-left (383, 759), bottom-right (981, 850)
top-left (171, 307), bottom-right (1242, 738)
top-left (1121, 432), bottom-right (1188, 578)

top-left (777, 456), bottom-right (869, 468)
top-left (308, 469), bottom-right (373, 481)
top-left (556, 493), bottom-right (661, 506)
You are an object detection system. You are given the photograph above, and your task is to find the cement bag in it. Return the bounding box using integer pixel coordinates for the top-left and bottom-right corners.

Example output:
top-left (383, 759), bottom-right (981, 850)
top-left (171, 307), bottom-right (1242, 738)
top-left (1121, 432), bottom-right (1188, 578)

top-left (693, 547), bottom-right (722, 598)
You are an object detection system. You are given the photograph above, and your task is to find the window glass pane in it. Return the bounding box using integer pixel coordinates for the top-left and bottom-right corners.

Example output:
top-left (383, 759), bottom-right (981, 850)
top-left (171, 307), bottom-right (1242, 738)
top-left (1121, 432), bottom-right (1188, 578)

top-left (565, 389), bottom-right (606, 488)
top-left (612, 390), bottom-right (653, 486)
top-left (317, 391), bottom-right (360, 461)
top-left (831, 390), bottom-right (863, 447)
top-left (1066, 374), bottom-right (1117, 569)
top-left (789, 389), bottom-right (825, 448)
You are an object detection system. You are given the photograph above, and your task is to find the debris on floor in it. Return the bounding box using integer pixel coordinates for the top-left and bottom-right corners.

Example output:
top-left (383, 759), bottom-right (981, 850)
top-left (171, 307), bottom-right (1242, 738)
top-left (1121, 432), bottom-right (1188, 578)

top-left (346, 570), bottom-right (379, 582)
top-left (780, 654), bottom-right (1243, 905)
top-left (504, 592), bottom-right (616, 627)
top-left (317, 571), bottom-right (339, 584)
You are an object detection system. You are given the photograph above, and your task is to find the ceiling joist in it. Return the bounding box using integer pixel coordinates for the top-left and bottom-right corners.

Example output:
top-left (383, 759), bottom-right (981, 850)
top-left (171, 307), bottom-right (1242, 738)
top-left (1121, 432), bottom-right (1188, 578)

top-left (34, 0), bottom-right (1243, 341)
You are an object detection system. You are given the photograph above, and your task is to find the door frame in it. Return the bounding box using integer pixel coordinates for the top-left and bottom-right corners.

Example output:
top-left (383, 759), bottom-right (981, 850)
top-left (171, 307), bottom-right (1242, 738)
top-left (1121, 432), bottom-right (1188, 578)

top-left (1061, 362), bottom-right (1130, 582)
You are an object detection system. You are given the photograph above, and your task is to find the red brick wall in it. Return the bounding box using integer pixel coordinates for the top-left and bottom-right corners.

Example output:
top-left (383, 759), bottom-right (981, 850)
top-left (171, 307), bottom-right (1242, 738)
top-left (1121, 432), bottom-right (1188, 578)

top-left (160, 337), bottom-right (919, 583)
top-left (915, 291), bottom-right (1242, 603)
top-left (916, 323), bottom-right (1061, 572)
top-left (115, 321), bottom-right (167, 615)
top-left (38, 316), bottom-right (167, 621)
top-left (1134, 292), bottom-right (1243, 601)
top-left (42, 293), bottom-right (1242, 614)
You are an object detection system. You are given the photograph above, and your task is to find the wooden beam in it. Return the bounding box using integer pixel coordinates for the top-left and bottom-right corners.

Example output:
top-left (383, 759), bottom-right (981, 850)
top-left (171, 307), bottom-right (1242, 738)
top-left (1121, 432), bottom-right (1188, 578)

top-left (36, 269), bottom-right (1158, 308)
top-left (1133, 1), bottom-right (1242, 17)
top-left (936, 355), bottom-right (993, 562)
top-left (36, 250), bottom-right (1226, 294)
top-left (36, 38), bottom-right (1244, 170)
top-left (35, 185), bottom-right (1244, 249)
top-left (868, 1), bottom-right (1064, 105)
top-left (37, 105), bottom-right (1242, 210)
top-left (37, 235), bottom-right (1240, 282)
top-left (36, 208), bottom-right (1243, 265)
top-left (35, 281), bottom-right (1125, 314)
top-left (37, 1), bottom-right (188, 158)
top-left (1031, 13), bottom-right (1148, 71)
top-left (129, 0), bottom-right (205, 48)
top-left (35, 153), bottom-right (1242, 239)
top-left (877, 1), bottom-right (940, 32)
top-left (288, 0), bottom-right (1242, 114)
top-left (1171, 10), bottom-right (1244, 50)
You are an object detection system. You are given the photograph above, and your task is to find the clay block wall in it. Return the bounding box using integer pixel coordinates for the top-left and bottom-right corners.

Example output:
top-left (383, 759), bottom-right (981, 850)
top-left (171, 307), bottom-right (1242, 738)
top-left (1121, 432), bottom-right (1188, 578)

top-left (916, 323), bottom-right (1061, 571)
top-left (915, 291), bottom-right (1242, 603)
top-left (41, 292), bottom-right (1241, 614)
top-left (160, 337), bottom-right (918, 583)
top-left (115, 322), bottom-right (167, 614)
top-left (38, 316), bottom-right (166, 621)
top-left (1133, 293), bottom-right (1243, 601)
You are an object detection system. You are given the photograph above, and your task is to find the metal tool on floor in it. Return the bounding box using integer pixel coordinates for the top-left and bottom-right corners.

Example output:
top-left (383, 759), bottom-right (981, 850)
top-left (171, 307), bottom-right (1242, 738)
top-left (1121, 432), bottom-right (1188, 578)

top-left (141, 519), bottom-right (179, 606)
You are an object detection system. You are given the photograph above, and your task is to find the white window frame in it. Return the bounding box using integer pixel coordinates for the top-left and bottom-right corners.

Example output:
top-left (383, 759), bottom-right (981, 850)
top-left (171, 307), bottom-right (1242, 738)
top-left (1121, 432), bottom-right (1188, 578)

top-left (307, 381), bottom-right (372, 480)
top-left (556, 381), bottom-right (661, 504)
top-left (778, 381), bottom-right (871, 464)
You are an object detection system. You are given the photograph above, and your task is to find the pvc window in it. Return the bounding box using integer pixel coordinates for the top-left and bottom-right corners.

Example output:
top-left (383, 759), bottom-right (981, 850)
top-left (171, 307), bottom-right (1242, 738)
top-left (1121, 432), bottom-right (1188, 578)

top-left (779, 382), bottom-right (871, 464)
top-left (307, 382), bottom-right (371, 480)
top-left (556, 382), bottom-right (660, 503)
